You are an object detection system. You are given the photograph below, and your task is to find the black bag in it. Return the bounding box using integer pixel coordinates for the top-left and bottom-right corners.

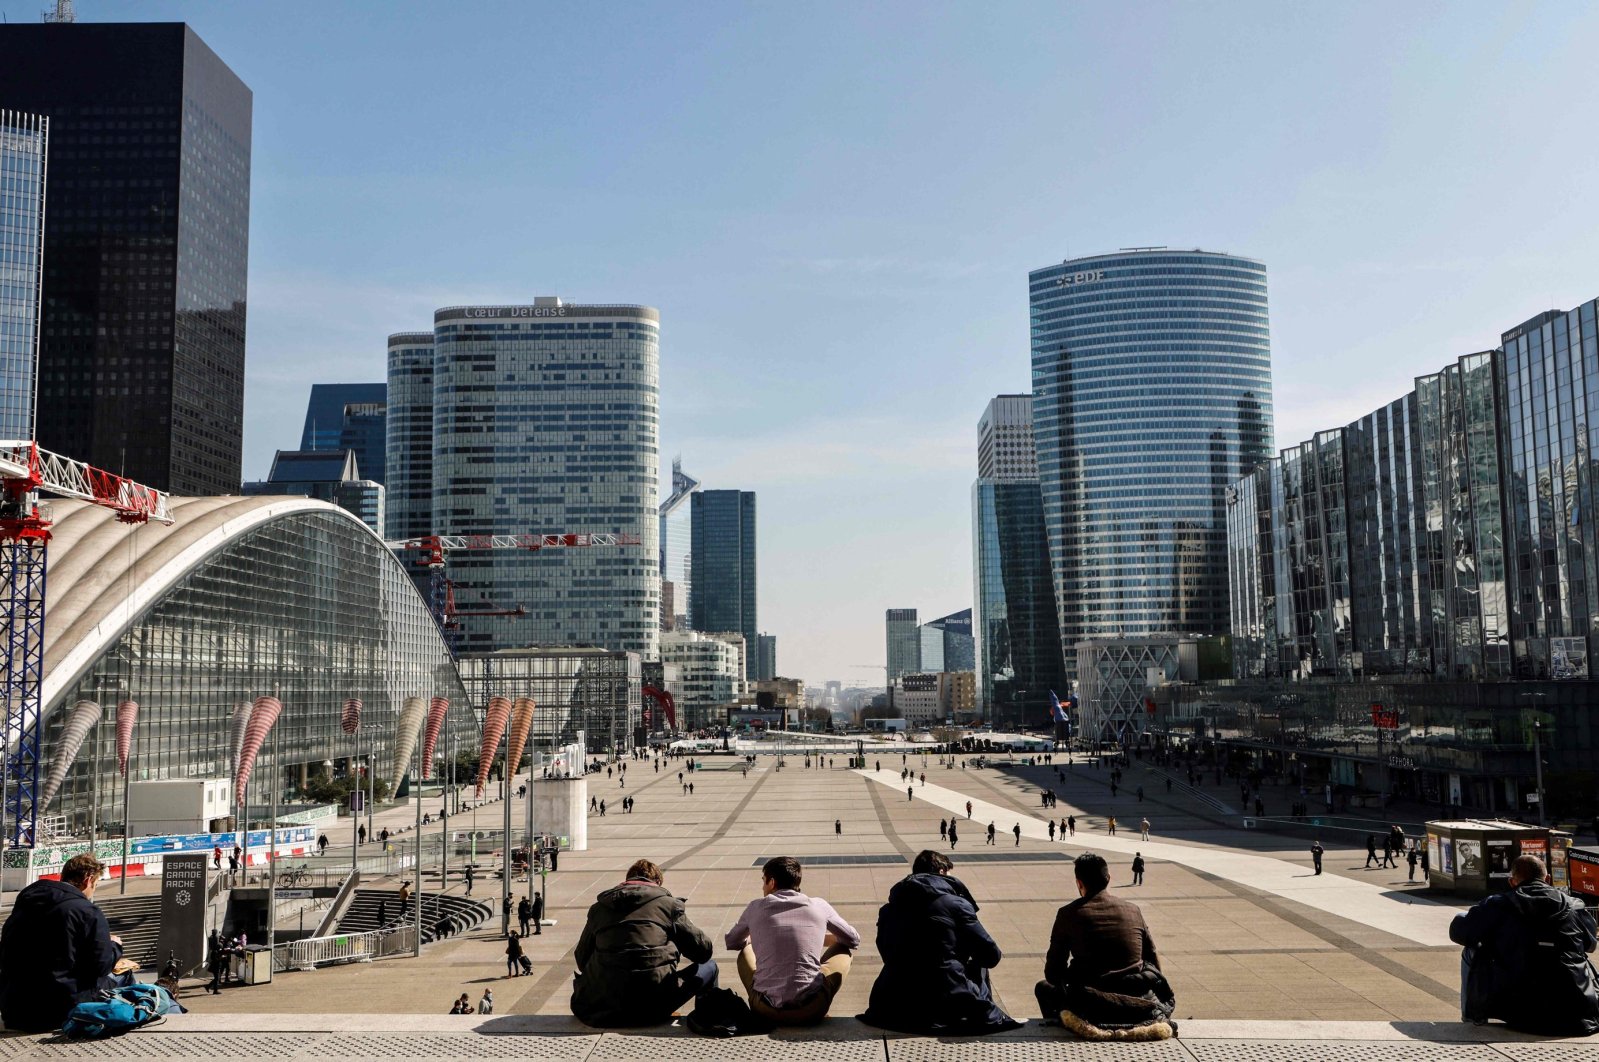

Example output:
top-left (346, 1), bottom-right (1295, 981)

top-left (683, 987), bottom-right (769, 1037)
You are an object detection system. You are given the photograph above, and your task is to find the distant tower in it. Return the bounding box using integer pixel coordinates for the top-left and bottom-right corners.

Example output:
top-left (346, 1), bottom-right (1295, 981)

top-left (42, 0), bottom-right (74, 23)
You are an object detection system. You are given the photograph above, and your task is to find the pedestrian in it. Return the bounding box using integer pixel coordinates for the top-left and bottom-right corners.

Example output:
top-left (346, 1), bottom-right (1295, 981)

top-left (1407, 843), bottom-right (1419, 882)
top-left (688, 782), bottom-right (694, 795)
top-left (212, 845), bottom-right (222, 869)
top-left (1107, 816), bottom-right (1117, 836)
top-left (1059, 817), bottom-right (1066, 840)
top-left (940, 818), bottom-right (948, 840)
top-left (503, 895), bottom-right (513, 932)
top-left (1012, 823), bottom-right (1021, 847)
top-left (948, 822), bottom-right (959, 849)
top-left (465, 864), bottom-right (475, 896)
top-left (532, 891), bottom-right (544, 934)
top-left (1132, 852), bottom-right (1145, 886)
top-left (478, 988), bottom-right (494, 1014)
top-left (234, 842), bottom-right (244, 867)
top-left (1365, 834), bottom-right (1378, 868)
top-left (518, 895), bottom-right (532, 937)
top-left (377, 898), bottom-right (388, 927)
top-left (1048, 820), bottom-right (1056, 841)
top-left (966, 800), bottom-right (973, 820)
top-left (317, 833), bottom-right (328, 855)
top-left (506, 930), bottom-right (524, 977)
top-left (206, 928), bottom-right (227, 994)
top-left (1311, 840), bottom-right (1324, 875)
top-left (1067, 815), bottom-right (1076, 837)
top-left (600, 799), bottom-right (607, 815)
top-left (1382, 836), bottom-right (1396, 869)
top-left (399, 880), bottom-right (412, 906)
top-left (1140, 816), bottom-right (1150, 841)
top-left (920, 772), bottom-right (926, 786)
top-left (835, 818), bottom-right (842, 835)
top-left (907, 787), bottom-right (914, 802)
top-left (986, 822), bottom-right (996, 846)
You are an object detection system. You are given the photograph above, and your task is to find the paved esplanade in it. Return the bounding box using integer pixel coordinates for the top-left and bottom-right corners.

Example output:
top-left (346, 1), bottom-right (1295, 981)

top-left (77, 752), bottom-right (1596, 1059)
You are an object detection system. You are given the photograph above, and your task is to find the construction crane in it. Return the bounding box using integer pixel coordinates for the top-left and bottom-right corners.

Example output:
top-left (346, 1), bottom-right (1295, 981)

top-left (0, 440), bottom-right (173, 846)
top-left (387, 532), bottom-right (642, 655)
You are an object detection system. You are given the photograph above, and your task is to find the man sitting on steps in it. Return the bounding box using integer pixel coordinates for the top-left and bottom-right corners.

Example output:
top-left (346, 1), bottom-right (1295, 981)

top-left (726, 856), bottom-right (860, 1025)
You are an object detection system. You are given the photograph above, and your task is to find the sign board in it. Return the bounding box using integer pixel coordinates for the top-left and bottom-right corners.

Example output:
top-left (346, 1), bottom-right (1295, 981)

top-left (350, 790), bottom-right (365, 813)
top-left (156, 854), bottom-right (209, 977)
top-left (1569, 848), bottom-right (1599, 901)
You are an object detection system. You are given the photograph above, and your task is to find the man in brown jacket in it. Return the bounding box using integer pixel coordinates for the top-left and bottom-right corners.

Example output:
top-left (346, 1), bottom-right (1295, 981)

top-left (1034, 852), bottom-right (1174, 1031)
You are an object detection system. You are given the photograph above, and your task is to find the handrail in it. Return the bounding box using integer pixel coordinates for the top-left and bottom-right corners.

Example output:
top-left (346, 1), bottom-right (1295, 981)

top-left (312, 869), bottom-right (361, 938)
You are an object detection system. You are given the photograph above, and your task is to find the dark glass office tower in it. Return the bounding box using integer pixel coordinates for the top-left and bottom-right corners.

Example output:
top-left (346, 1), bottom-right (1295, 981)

top-left (300, 382), bottom-right (387, 484)
top-left (0, 23), bottom-right (251, 494)
top-left (974, 479), bottom-right (1065, 728)
top-left (690, 490), bottom-right (757, 677)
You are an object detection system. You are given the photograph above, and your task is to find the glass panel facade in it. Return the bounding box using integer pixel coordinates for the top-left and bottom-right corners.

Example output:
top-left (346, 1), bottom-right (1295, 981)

top-left (0, 110), bottom-right (44, 442)
top-left (1030, 250), bottom-right (1274, 678)
top-left (47, 506), bottom-right (471, 833)
top-left (689, 490), bottom-right (756, 675)
top-left (972, 479), bottom-right (1065, 728)
top-left (456, 649), bottom-right (641, 756)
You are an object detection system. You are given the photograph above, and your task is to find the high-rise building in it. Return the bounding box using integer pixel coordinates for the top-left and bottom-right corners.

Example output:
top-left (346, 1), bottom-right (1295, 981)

top-left (659, 629), bottom-right (745, 731)
top-left (973, 479), bottom-right (1065, 728)
top-left (242, 449), bottom-right (385, 534)
top-left (0, 23), bottom-right (252, 494)
top-left (754, 633), bottom-right (777, 682)
top-left (658, 457), bottom-right (700, 631)
top-left (384, 333), bottom-right (434, 544)
top-left (690, 490), bottom-right (757, 676)
top-left (1031, 249), bottom-right (1273, 677)
top-left (0, 110), bottom-right (45, 441)
top-left (977, 394), bottom-right (1037, 480)
top-left (301, 383), bottom-right (387, 484)
top-left (885, 608), bottom-right (919, 680)
top-left (413, 298), bottom-right (659, 657)
top-left (919, 609), bottom-right (974, 673)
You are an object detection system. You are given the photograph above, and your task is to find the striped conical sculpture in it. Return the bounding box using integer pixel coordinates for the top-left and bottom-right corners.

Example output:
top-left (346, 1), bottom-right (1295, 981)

top-left (341, 697), bottom-right (362, 735)
top-left (115, 700), bottom-right (138, 778)
top-left (475, 695), bottom-right (512, 797)
top-left (389, 695), bottom-right (429, 793)
top-left (40, 699), bottom-right (101, 809)
top-left (507, 697), bottom-right (536, 778)
top-left (423, 697), bottom-right (449, 778)
top-left (233, 695), bottom-right (283, 808)
top-left (229, 700), bottom-right (252, 777)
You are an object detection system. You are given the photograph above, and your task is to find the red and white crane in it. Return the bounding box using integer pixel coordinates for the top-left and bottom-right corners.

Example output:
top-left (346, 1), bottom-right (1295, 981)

top-left (0, 440), bottom-right (173, 845)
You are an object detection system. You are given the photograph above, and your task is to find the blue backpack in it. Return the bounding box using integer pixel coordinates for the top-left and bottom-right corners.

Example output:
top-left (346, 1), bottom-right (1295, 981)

top-left (62, 983), bottom-right (183, 1039)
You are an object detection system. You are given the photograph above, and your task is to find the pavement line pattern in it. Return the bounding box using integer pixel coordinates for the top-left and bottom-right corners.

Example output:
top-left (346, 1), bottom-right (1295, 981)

top-left (661, 765), bottom-right (773, 871)
top-left (863, 771), bottom-right (918, 861)
top-left (858, 769), bottom-right (1457, 946)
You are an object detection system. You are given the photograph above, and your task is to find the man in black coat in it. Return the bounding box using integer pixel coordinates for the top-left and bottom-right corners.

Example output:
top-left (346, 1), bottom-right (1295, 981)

top-left (1450, 854), bottom-right (1599, 1036)
top-left (570, 858), bottom-right (717, 1026)
top-left (861, 850), bottom-right (1021, 1035)
top-left (0, 854), bottom-right (123, 1031)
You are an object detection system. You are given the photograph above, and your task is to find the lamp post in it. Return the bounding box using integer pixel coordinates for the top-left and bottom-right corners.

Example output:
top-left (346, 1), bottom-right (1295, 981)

top-left (1521, 691), bottom-right (1549, 827)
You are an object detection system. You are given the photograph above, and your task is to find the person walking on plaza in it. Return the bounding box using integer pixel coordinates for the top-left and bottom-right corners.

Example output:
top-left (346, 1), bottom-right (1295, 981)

top-left (1311, 840), bottom-right (1324, 875)
top-left (1451, 854), bottom-right (1599, 1035)
top-left (532, 891), bottom-right (545, 934)
top-left (835, 819), bottom-right (842, 835)
top-left (213, 844), bottom-right (222, 869)
top-left (505, 931), bottom-right (524, 978)
top-left (1365, 834), bottom-right (1379, 868)
top-left (1068, 815), bottom-right (1076, 837)
top-left (206, 928), bottom-right (228, 994)
top-left (519, 896), bottom-right (533, 937)
top-left (861, 850), bottom-right (1022, 1036)
top-left (948, 822), bottom-right (959, 849)
top-left (986, 822), bottom-right (996, 846)
top-left (465, 864), bottom-right (475, 896)
top-left (1407, 843), bottom-right (1419, 881)
top-left (726, 856), bottom-right (860, 1025)
top-left (1381, 835), bottom-right (1397, 869)
top-left (1140, 817), bottom-right (1150, 841)
top-left (1013, 823), bottom-right (1022, 846)
top-left (966, 800), bottom-right (973, 820)
top-left (1107, 816), bottom-right (1117, 836)
top-left (940, 818), bottom-right (948, 841)
top-left (1132, 853), bottom-right (1145, 886)
top-left (1049, 820), bottom-right (1057, 841)
top-left (570, 858), bottom-right (719, 1027)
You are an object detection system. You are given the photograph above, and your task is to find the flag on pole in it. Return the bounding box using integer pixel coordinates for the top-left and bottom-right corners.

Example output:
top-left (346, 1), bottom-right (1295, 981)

top-left (1049, 690), bottom-right (1068, 724)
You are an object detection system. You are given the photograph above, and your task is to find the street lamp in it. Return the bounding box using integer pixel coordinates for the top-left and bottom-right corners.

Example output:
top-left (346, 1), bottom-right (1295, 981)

top-left (1520, 692), bottom-right (1548, 827)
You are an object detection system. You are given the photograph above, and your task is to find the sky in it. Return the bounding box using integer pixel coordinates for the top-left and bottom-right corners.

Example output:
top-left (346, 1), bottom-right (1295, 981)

top-left (10, 1), bottom-right (1599, 689)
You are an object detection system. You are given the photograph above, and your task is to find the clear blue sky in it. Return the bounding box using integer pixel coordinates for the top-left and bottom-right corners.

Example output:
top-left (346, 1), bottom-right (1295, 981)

top-left (12, 1), bottom-right (1599, 689)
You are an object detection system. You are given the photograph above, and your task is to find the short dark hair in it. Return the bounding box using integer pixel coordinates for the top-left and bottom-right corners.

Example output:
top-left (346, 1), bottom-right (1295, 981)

top-left (1512, 854), bottom-right (1547, 883)
top-left (626, 859), bottom-right (664, 884)
top-left (763, 856), bottom-right (802, 890)
top-left (1074, 852), bottom-right (1110, 894)
top-left (61, 854), bottom-right (104, 887)
top-left (912, 850), bottom-right (953, 876)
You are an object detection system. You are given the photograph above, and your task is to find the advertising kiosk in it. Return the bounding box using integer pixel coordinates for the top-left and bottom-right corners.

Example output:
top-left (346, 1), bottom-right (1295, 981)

top-left (1425, 818), bottom-right (1571, 896)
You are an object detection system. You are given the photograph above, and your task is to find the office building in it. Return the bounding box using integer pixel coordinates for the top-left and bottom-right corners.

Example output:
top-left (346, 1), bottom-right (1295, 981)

top-left (1075, 634), bottom-right (1226, 741)
top-left (1216, 295), bottom-right (1599, 811)
top-left (885, 608), bottom-right (919, 680)
top-left (396, 298), bottom-right (659, 657)
top-left (1031, 249), bottom-right (1273, 677)
top-left (658, 457), bottom-right (700, 631)
top-left (456, 648), bottom-right (640, 754)
top-left (919, 609), bottom-right (974, 673)
top-left (754, 633), bottom-right (777, 682)
top-left (241, 449), bottom-right (384, 534)
top-left (0, 110), bottom-right (45, 441)
top-left (977, 394), bottom-right (1036, 480)
top-left (890, 671), bottom-right (975, 727)
top-left (301, 383), bottom-right (387, 485)
top-left (690, 490), bottom-right (756, 675)
top-left (973, 479), bottom-right (1065, 728)
top-left (0, 23), bottom-right (252, 494)
top-left (659, 630), bottom-right (745, 731)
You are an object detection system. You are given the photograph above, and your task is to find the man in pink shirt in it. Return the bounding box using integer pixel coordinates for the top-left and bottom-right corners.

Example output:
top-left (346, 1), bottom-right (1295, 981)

top-left (726, 856), bottom-right (860, 1024)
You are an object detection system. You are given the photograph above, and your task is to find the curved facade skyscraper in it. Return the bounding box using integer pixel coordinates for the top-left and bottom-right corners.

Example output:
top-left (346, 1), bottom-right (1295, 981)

top-left (1030, 249), bottom-right (1273, 675)
top-left (384, 332), bottom-right (435, 544)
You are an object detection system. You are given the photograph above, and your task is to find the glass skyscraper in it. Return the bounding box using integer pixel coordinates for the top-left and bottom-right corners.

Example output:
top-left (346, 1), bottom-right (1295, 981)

top-left (384, 333), bottom-right (434, 544)
top-left (416, 299), bottom-right (659, 658)
top-left (0, 23), bottom-right (251, 494)
top-left (301, 382), bottom-right (387, 484)
top-left (885, 608), bottom-right (919, 681)
top-left (973, 479), bottom-right (1065, 728)
top-left (0, 110), bottom-right (45, 442)
top-left (690, 489), bottom-right (757, 676)
top-left (658, 457), bottom-right (700, 630)
top-left (1031, 249), bottom-right (1274, 676)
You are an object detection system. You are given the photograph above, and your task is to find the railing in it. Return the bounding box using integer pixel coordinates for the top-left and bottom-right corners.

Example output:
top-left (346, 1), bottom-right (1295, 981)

top-left (273, 927), bottom-right (385, 971)
top-left (312, 869), bottom-right (361, 938)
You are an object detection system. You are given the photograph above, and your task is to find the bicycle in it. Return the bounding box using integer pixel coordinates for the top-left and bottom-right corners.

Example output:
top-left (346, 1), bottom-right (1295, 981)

top-left (278, 864), bottom-right (311, 888)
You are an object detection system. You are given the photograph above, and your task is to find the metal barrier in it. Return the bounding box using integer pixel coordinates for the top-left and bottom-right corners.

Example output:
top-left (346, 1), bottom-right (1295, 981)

top-left (273, 928), bottom-right (383, 972)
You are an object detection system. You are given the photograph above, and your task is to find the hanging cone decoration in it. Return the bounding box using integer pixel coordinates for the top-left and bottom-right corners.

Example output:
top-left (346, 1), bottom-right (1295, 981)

top-left (115, 700), bottom-right (139, 778)
top-left (229, 700), bottom-right (253, 777)
top-left (389, 695), bottom-right (428, 792)
top-left (506, 697), bottom-right (536, 778)
top-left (39, 699), bottom-right (101, 810)
top-left (233, 695), bottom-right (283, 808)
top-left (341, 697), bottom-right (363, 735)
top-left (475, 695), bottom-right (511, 797)
top-left (423, 697), bottom-right (449, 777)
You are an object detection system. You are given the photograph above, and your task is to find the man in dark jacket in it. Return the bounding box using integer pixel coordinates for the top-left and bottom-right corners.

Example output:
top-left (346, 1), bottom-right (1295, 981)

top-left (0, 854), bottom-right (123, 1031)
top-left (861, 850), bottom-right (1021, 1035)
top-left (1450, 854), bottom-right (1599, 1036)
top-left (1035, 852), bottom-right (1174, 1032)
top-left (570, 858), bottom-right (718, 1026)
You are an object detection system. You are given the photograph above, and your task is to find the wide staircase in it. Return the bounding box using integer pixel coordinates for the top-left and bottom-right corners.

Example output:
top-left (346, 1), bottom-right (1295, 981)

top-left (96, 894), bottom-right (164, 967)
top-left (336, 887), bottom-right (491, 944)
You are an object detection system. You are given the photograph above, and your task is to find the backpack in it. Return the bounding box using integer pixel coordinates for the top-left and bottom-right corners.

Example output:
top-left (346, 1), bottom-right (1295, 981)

top-left (62, 983), bottom-right (183, 1039)
top-left (683, 986), bottom-right (769, 1037)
